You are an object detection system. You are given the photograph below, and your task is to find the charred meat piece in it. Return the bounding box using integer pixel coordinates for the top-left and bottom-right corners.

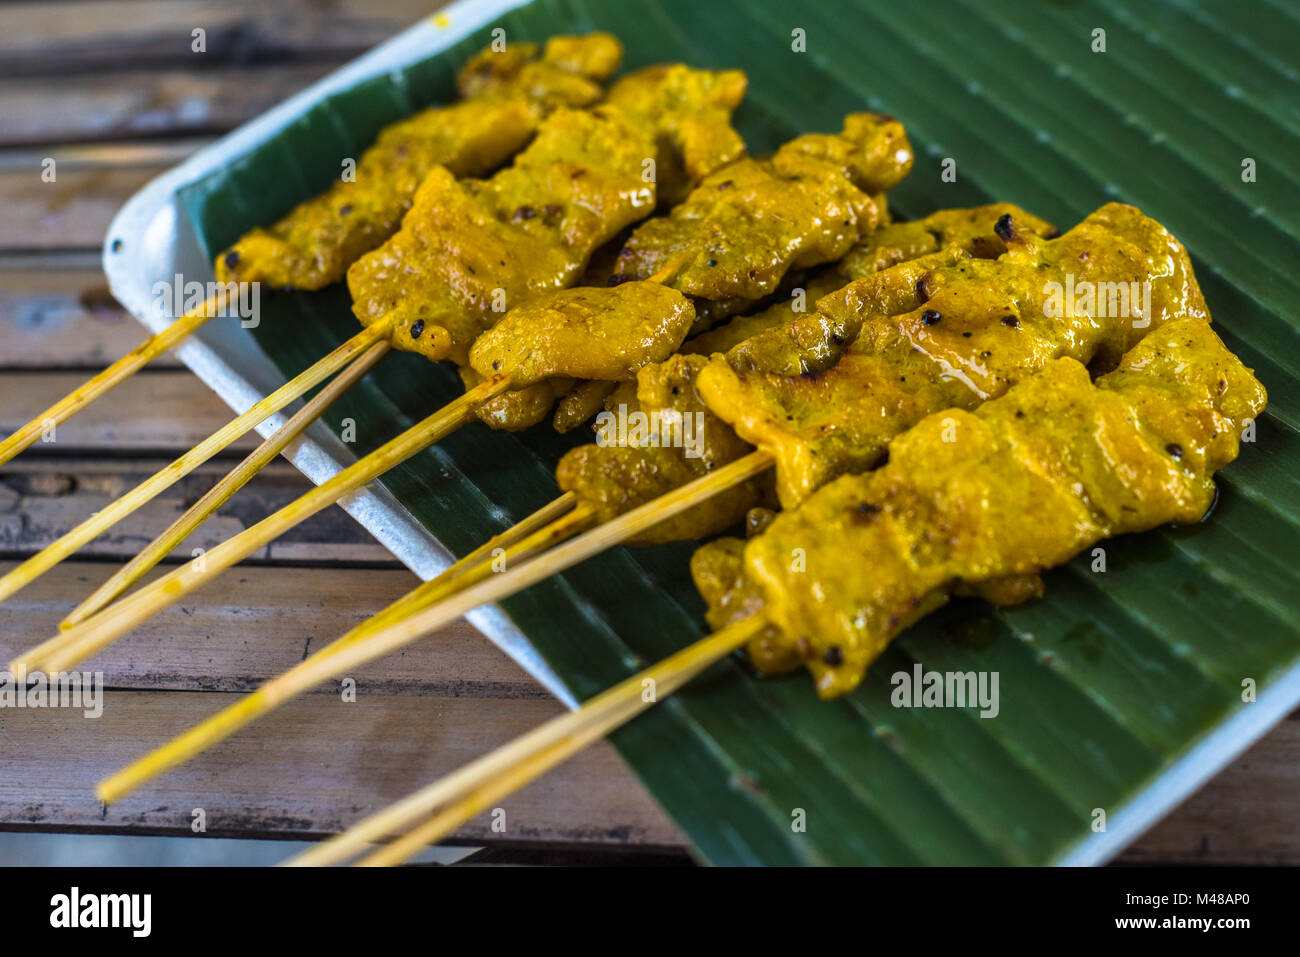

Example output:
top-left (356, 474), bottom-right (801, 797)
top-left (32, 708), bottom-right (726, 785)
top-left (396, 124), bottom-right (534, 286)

top-left (694, 318), bottom-right (1266, 697)
top-left (216, 33), bottom-right (622, 290)
top-left (554, 205), bottom-right (1056, 539)
top-left (613, 114), bottom-right (914, 302)
top-left (699, 203), bottom-right (1210, 506)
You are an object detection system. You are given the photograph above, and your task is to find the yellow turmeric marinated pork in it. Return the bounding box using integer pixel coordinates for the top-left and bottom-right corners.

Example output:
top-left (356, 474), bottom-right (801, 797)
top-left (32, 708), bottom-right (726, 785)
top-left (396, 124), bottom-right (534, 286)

top-left (554, 205), bottom-right (1056, 539)
top-left (456, 33), bottom-right (621, 105)
top-left (347, 107), bottom-right (658, 366)
top-left (453, 282), bottom-right (695, 433)
top-left (602, 64), bottom-right (748, 207)
top-left (469, 282), bottom-right (695, 386)
top-left (555, 353), bottom-right (772, 544)
top-left (612, 113), bottom-right (914, 303)
top-left (347, 61), bottom-right (752, 372)
top-left (441, 107), bottom-right (909, 429)
top-left (698, 203), bottom-right (1210, 506)
top-left (693, 317), bottom-right (1266, 698)
top-left (539, 112), bottom-right (918, 434)
top-left (216, 33), bottom-right (622, 290)
top-left (683, 202), bottom-right (1056, 357)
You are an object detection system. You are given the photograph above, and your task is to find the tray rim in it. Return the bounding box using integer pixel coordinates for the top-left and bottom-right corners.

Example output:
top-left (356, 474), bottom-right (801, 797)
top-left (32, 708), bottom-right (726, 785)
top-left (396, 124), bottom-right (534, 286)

top-left (98, 0), bottom-right (1300, 866)
top-left (100, 0), bottom-right (575, 708)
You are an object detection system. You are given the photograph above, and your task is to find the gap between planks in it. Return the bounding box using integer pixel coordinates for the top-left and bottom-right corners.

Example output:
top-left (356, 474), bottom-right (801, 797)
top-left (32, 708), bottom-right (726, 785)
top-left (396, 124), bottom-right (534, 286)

top-left (0, 689), bottom-right (685, 849)
top-left (0, 458), bottom-right (405, 567)
top-left (0, 560), bottom-right (546, 698)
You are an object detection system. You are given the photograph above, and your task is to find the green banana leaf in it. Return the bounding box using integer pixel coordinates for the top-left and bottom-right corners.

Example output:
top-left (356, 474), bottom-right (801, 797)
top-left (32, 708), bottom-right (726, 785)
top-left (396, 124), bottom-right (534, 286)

top-left (177, 0), bottom-right (1300, 864)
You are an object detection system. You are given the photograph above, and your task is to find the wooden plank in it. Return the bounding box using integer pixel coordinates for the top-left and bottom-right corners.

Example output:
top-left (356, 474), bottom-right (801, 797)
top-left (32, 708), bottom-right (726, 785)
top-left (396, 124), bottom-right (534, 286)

top-left (0, 371), bottom-right (264, 453)
top-left (0, 563), bottom-right (1294, 860)
top-left (0, 265), bottom-right (185, 369)
top-left (0, 560), bottom-right (537, 697)
top-left (0, 1), bottom-right (248, 68)
top-left (0, 0), bottom-right (452, 74)
top-left (0, 66), bottom-right (331, 146)
top-left (1119, 715), bottom-right (1300, 866)
top-left (0, 654), bottom-right (1291, 860)
top-left (0, 164), bottom-right (162, 251)
top-left (0, 458), bottom-right (397, 565)
top-left (0, 690), bottom-right (686, 849)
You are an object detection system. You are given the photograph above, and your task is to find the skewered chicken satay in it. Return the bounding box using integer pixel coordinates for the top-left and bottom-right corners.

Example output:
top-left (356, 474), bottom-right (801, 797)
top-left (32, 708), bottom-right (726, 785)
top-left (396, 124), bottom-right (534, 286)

top-left (31, 110), bottom-right (917, 705)
top-left (694, 317), bottom-right (1266, 698)
top-left (216, 33), bottom-right (623, 291)
top-left (305, 316), bottom-right (1266, 866)
top-left (58, 116), bottom-right (925, 791)
top-left (74, 183), bottom-right (960, 802)
top-left (699, 202), bottom-right (1209, 507)
top-left (218, 204), bottom-right (1198, 672)
top-left (555, 204), bottom-right (1058, 544)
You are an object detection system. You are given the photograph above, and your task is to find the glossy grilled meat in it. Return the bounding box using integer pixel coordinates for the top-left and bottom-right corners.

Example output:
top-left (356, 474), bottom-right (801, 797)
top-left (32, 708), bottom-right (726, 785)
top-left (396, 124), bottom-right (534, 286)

top-left (347, 107), bottom-right (659, 365)
top-left (469, 282), bottom-right (695, 386)
top-left (602, 64), bottom-right (748, 207)
top-left (693, 318), bottom-right (1266, 698)
top-left (698, 203), bottom-right (1210, 506)
top-left (457, 33), bottom-right (621, 105)
top-left (554, 205), bottom-right (1055, 540)
top-left (216, 34), bottom-right (621, 290)
top-left (682, 203), bottom-right (1055, 357)
top-left (841, 202), bottom-right (1056, 277)
top-left (454, 279), bottom-right (696, 434)
top-left (612, 114), bottom-right (914, 301)
top-left (554, 354), bottom-right (772, 543)
top-left (552, 380), bottom-right (619, 433)
top-left (454, 369), bottom-right (575, 433)
top-left (348, 62), bottom-right (752, 372)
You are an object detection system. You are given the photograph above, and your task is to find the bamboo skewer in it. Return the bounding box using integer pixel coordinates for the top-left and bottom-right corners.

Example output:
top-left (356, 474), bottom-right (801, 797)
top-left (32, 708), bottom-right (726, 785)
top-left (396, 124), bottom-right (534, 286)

top-left (343, 492), bottom-right (586, 638)
top-left (103, 451), bottom-right (774, 722)
top-left (356, 695), bottom-right (647, 866)
top-left (96, 495), bottom-right (596, 804)
top-left (265, 451), bottom-right (772, 689)
top-left (62, 341), bottom-right (393, 628)
top-left (288, 614), bottom-right (767, 866)
top-left (98, 452), bottom-right (770, 802)
top-left (104, 422), bottom-right (781, 796)
top-left (14, 251), bottom-right (702, 668)
top-left (0, 292), bottom-right (224, 468)
top-left (0, 323), bottom-right (390, 607)
top-left (11, 373), bottom-right (511, 676)
top-left (1, 30), bottom-right (632, 478)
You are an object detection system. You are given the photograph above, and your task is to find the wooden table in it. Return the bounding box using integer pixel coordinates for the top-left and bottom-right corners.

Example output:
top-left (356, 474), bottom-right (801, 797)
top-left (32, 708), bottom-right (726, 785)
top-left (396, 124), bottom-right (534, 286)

top-left (0, 0), bottom-right (1295, 866)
